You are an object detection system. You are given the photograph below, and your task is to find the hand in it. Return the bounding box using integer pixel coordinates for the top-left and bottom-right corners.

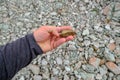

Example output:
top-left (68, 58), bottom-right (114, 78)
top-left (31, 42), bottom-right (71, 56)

top-left (33, 26), bottom-right (74, 53)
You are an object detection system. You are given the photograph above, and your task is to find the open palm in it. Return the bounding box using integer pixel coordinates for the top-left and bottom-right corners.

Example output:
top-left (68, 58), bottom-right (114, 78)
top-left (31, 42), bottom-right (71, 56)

top-left (33, 26), bottom-right (74, 53)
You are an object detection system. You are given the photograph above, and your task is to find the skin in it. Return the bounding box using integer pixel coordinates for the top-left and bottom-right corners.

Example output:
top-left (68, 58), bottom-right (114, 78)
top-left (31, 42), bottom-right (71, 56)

top-left (33, 26), bottom-right (74, 53)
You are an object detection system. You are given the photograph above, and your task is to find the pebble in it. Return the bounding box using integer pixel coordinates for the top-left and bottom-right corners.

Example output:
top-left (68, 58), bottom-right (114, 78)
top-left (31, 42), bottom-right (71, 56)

top-left (50, 12), bottom-right (57, 16)
top-left (104, 48), bottom-right (115, 61)
top-left (64, 75), bottom-right (69, 80)
top-left (28, 64), bottom-right (40, 75)
top-left (103, 5), bottom-right (110, 15)
top-left (94, 23), bottom-right (101, 29)
top-left (0, 24), bottom-right (9, 30)
top-left (19, 76), bottom-right (25, 80)
top-left (64, 59), bottom-right (70, 65)
top-left (52, 68), bottom-right (59, 75)
top-left (80, 72), bottom-right (95, 80)
top-left (55, 2), bottom-right (63, 9)
top-left (56, 57), bottom-right (63, 65)
top-left (105, 24), bottom-right (111, 30)
top-left (89, 35), bottom-right (97, 40)
top-left (74, 61), bottom-right (81, 69)
top-left (106, 62), bottom-right (120, 74)
top-left (65, 66), bottom-right (71, 72)
top-left (89, 57), bottom-right (100, 68)
top-left (108, 72), bottom-right (114, 78)
top-left (96, 74), bottom-right (102, 79)
top-left (99, 66), bottom-right (107, 76)
top-left (82, 29), bottom-right (90, 36)
top-left (41, 59), bottom-right (48, 65)
top-left (117, 75), bottom-right (120, 80)
top-left (84, 0), bottom-right (89, 3)
top-left (82, 64), bottom-right (95, 73)
top-left (84, 40), bottom-right (91, 46)
top-left (67, 45), bottom-right (77, 50)
top-left (108, 43), bottom-right (116, 51)
top-left (33, 75), bottom-right (42, 80)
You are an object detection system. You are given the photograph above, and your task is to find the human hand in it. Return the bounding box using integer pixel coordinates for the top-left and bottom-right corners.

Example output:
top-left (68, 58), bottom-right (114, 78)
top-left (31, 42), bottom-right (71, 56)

top-left (33, 26), bottom-right (75, 53)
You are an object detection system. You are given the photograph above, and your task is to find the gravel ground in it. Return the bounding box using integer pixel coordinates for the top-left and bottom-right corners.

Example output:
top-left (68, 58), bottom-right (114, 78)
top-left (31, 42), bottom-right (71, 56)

top-left (0, 0), bottom-right (120, 80)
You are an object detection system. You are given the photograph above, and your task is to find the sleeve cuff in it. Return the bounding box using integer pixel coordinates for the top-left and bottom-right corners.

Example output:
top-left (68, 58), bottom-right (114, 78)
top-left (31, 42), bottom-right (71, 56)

top-left (26, 33), bottom-right (43, 55)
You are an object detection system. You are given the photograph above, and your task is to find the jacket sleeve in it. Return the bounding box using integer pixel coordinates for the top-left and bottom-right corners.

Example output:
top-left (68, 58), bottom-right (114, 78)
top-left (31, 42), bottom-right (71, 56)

top-left (0, 33), bottom-right (43, 80)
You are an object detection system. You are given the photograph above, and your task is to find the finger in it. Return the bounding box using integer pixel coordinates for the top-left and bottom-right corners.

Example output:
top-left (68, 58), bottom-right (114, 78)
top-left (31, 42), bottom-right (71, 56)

top-left (57, 26), bottom-right (72, 32)
top-left (51, 36), bottom-right (57, 50)
top-left (66, 36), bottom-right (74, 41)
top-left (54, 38), bottom-right (66, 48)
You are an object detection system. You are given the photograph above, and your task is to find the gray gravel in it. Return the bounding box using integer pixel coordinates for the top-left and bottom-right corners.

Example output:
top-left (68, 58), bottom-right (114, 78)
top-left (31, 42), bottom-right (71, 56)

top-left (0, 0), bottom-right (120, 80)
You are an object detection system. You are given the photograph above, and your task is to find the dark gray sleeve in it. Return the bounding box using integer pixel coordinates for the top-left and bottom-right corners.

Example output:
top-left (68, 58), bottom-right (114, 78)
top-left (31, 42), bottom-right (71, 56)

top-left (0, 33), bottom-right (43, 80)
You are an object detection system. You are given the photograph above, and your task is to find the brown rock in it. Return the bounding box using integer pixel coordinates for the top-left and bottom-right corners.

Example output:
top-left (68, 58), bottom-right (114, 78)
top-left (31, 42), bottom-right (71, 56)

top-left (108, 43), bottom-right (116, 51)
top-left (89, 57), bottom-right (100, 68)
top-left (103, 3), bottom-right (120, 16)
top-left (100, 59), bottom-right (106, 65)
top-left (103, 5), bottom-right (110, 15)
top-left (106, 62), bottom-right (120, 74)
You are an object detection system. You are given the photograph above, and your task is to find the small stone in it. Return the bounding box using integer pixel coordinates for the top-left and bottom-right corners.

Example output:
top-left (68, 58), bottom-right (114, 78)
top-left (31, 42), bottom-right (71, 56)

top-left (78, 47), bottom-right (84, 52)
top-left (92, 42), bottom-right (99, 48)
top-left (51, 77), bottom-right (58, 80)
top-left (89, 57), bottom-right (100, 68)
top-left (96, 74), bottom-right (102, 79)
top-left (94, 25), bottom-right (99, 30)
top-left (64, 59), bottom-right (70, 65)
top-left (100, 59), bottom-right (106, 65)
top-left (84, 40), bottom-right (91, 46)
top-left (110, 39), bottom-right (115, 43)
top-left (108, 43), bottom-right (116, 51)
top-left (105, 24), bottom-right (111, 30)
top-left (50, 12), bottom-right (57, 16)
top-left (117, 75), bottom-right (120, 80)
top-left (99, 67), bottom-right (107, 75)
top-left (33, 75), bottom-right (42, 80)
top-left (89, 35), bottom-right (97, 40)
top-left (19, 76), bottom-right (25, 80)
top-left (67, 45), bottom-right (77, 50)
top-left (106, 62), bottom-right (120, 74)
top-left (41, 59), bottom-right (48, 65)
top-left (48, 0), bottom-right (55, 2)
top-left (29, 64), bottom-right (40, 75)
top-left (104, 48), bottom-right (115, 61)
top-left (64, 75), bottom-right (69, 80)
top-left (42, 73), bottom-right (49, 79)
top-left (82, 29), bottom-right (89, 35)
top-left (108, 72), bottom-right (114, 78)
top-left (56, 57), bottom-right (63, 65)
top-left (74, 61), bottom-right (81, 69)
top-left (84, 0), bottom-right (89, 3)
top-left (82, 64), bottom-right (95, 73)
top-left (55, 2), bottom-right (63, 9)
top-left (102, 75), bottom-right (107, 80)
top-left (65, 66), bottom-right (71, 72)
top-left (80, 72), bottom-right (95, 80)
top-left (0, 24), bottom-right (9, 30)
top-left (103, 5), bottom-right (110, 15)
top-left (52, 68), bottom-right (59, 75)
